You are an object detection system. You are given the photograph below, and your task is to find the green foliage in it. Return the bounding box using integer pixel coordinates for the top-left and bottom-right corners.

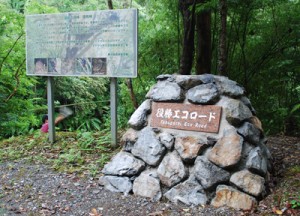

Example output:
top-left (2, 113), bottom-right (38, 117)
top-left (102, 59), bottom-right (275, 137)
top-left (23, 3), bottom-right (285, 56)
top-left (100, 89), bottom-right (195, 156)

top-left (77, 117), bottom-right (102, 132)
top-left (77, 131), bottom-right (96, 150)
top-left (290, 197), bottom-right (300, 209)
top-left (25, 0), bottom-right (108, 13)
top-left (291, 86), bottom-right (300, 114)
top-left (0, 2), bottom-right (40, 138)
top-left (134, 0), bottom-right (180, 98)
top-left (52, 76), bottom-right (109, 131)
top-left (10, 0), bottom-right (25, 13)
top-left (58, 148), bottom-right (84, 164)
top-left (0, 131), bottom-right (116, 175)
top-left (195, 0), bottom-right (218, 12)
top-left (116, 81), bottom-right (136, 128)
top-left (217, 0), bottom-right (300, 135)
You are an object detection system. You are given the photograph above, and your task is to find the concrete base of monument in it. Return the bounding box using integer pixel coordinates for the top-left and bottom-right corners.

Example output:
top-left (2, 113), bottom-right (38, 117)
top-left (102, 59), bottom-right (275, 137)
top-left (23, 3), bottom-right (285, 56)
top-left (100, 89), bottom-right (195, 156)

top-left (99, 74), bottom-right (272, 210)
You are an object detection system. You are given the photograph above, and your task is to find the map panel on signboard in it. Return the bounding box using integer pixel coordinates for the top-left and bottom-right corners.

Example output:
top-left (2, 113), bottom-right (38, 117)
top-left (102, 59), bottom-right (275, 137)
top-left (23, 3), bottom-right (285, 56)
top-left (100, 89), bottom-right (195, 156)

top-left (26, 9), bottom-right (137, 77)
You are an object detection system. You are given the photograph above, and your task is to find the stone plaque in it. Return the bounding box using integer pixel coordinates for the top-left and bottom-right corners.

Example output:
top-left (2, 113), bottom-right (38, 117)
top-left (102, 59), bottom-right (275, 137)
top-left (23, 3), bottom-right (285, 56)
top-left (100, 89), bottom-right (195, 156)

top-left (150, 102), bottom-right (222, 133)
top-left (26, 9), bottom-right (137, 77)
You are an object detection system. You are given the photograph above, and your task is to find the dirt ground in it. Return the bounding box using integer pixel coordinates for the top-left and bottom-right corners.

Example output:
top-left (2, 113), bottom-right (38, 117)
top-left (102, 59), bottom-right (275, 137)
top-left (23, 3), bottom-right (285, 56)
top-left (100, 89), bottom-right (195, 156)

top-left (0, 135), bottom-right (299, 216)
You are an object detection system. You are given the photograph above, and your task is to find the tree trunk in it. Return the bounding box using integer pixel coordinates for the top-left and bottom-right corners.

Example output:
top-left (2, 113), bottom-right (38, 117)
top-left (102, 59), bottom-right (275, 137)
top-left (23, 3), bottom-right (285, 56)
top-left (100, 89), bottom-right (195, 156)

top-left (218, 0), bottom-right (227, 76)
top-left (195, 10), bottom-right (212, 74)
top-left (126, 79), bottom-right (139, 109)
top-left (107, 0), bottom-right (113, 9)
top-left (178, 0), bottom-right (196, 75)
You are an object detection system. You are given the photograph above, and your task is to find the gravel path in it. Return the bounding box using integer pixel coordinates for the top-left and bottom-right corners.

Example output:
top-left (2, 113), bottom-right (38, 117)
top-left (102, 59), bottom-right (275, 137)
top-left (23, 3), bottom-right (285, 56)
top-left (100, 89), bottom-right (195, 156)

top-left (0, 160), bottom-right (239, 216)
top-left (1, 135), bottom-right (299, 216)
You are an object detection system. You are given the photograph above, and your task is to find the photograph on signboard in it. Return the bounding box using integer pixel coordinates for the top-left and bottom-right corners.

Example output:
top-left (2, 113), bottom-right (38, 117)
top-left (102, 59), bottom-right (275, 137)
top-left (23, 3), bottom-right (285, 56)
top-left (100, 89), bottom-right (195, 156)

top-left (92, 58), bottom-right (107, 75)
top-left (75, 58), bottom-right (92, 74)
top-left (61, 58), bottom-right (76, 74)
top-left (48, 58), bottom-right (61, 73)
top-left (34, 58), bottom-right (48, 74)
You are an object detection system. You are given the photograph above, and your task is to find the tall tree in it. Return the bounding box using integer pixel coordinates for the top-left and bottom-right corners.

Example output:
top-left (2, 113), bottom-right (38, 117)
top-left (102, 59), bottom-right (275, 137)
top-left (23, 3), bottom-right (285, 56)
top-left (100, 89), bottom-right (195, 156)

top-left (178, 0), bottom-right (196, 75)
top-left (178, 0), bottom-right (212, 75)
top-left (107, 0), bottom-right (113, 9)
top-left (195, 10), bottom-right (212, 74)
top-left (218, 0), bottom-right (227, 76)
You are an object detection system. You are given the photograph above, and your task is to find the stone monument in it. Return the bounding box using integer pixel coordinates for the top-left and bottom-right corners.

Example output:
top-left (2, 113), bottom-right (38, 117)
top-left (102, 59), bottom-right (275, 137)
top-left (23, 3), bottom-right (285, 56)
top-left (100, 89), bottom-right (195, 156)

top-left (99, 74), bottom-right (272, 210)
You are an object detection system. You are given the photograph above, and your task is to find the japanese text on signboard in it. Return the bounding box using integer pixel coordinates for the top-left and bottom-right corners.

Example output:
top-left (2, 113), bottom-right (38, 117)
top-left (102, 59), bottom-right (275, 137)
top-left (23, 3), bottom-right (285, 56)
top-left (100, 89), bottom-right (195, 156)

top-left (150, 102), bottom-right (222, 133)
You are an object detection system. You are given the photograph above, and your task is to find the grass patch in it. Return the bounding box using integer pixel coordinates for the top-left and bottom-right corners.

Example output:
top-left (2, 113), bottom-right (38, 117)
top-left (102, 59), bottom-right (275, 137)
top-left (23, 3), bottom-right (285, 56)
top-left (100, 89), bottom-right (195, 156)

top-left (270, 165), bottom-right (300, 211)
top-left (286, 165), bottom-right (300, 176)
top-left (0, 130), bottom-right (120, 177)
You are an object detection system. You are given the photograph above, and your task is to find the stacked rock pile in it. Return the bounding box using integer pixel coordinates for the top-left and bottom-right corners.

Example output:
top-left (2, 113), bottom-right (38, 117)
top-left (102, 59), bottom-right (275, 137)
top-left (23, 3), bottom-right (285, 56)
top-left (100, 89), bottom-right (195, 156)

top-left (99, 74), bottom-right (272, 210)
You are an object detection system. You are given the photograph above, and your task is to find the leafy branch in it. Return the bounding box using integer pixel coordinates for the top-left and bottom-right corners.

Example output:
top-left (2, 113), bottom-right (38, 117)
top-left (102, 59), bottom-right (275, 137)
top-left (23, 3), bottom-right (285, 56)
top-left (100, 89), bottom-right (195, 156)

top-left (5, 58), bottom-right (25, 102)
top-left (0, 32), bottom-right (24, 75)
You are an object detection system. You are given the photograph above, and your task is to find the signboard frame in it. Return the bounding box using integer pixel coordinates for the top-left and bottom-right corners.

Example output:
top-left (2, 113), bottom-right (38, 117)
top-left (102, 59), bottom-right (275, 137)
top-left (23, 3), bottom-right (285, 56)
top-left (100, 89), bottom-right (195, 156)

top-left (26, 9), bottom-right (138, 78)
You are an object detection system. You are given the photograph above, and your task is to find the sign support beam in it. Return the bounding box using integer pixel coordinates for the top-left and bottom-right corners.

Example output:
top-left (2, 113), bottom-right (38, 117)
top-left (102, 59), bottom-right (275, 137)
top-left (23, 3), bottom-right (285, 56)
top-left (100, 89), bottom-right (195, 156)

top-left (110, 77), bottom-right (118, 146)
top-left (47, 77), bottom-right (55, 143)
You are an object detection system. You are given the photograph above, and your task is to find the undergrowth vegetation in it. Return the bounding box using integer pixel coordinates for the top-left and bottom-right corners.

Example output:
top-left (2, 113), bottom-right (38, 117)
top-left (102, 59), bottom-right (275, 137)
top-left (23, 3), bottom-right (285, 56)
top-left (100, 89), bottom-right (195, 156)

top-left (270, 166), bottom-right (300, 213)
top-left (0, 131), bottom-right (120, 177)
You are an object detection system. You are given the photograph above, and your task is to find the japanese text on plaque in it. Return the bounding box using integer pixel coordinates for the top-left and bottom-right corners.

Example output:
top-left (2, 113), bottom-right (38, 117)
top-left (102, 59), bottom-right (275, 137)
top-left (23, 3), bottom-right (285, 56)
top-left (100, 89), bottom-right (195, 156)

top-left (150, 102), bottom-right (222, 133)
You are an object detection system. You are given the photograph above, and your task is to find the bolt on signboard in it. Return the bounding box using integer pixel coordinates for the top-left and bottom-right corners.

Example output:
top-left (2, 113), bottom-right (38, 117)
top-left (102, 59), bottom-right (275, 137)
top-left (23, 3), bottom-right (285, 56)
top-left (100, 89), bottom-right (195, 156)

top-left (26, 9), bottom-right (138, 144)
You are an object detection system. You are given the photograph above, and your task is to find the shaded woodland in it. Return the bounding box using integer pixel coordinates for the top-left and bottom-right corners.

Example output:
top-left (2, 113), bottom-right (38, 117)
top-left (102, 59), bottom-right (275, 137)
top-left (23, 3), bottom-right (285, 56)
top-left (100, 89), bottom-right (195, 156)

top-left (0, 0), bottom-right (299, 139)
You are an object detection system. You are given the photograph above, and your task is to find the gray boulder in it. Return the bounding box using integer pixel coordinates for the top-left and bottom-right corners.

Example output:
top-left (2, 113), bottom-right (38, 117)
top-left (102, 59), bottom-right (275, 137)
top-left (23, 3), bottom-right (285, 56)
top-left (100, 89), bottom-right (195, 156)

top-left (230, 170), bottom-right (265, 197)
top-left (235, 142), bottom-right (255, 170)
top-left (158, 132), bottom-right (175, 150)
top-left (215, 76), bottom-right (245, 98)
top-left (211, 185), bottom-right (257, 210)
top-left (208, 130), bottom-right (243, 168)
top-left (131, 128), bottom-right (166, 166)
top-left (187, 83), bottom-right (220, 105)
top-left (198, 74), bottom-right (216, 84)
top-left (174, 75), bottom-right (204, 90)
top-left (238, 122), bottom-right (262, 145)
top-left (133, 169), bottom-right (162, 201)
top-left (246, 147), bottom-right (268, 176)
top-left (157, 151), bottom-right (188, 187)
top-left (193, 156), bottom-right (230, 189)
top-left (224, 98), bottom-right (253, 126)
top-left (174, 136), bottom-right (207, 162)
top-left (240, 96), bottom-right (256, 115)
top-left (99, 176), bottom-right (132, 195)
top-left (146, 81), bottom-right (184, 102)
top-left (156, 74), bottom-right (174, 81)
top-left (164, 176), bottom-right (208, 206)
top-left (128, 99), bottom-right (151, 130)
top-left (258, 140), bottom-right (273, 172)
top-left (121, 128), bottom-right (138, 152)
top-left (102, 152), bottom-right (145, 176)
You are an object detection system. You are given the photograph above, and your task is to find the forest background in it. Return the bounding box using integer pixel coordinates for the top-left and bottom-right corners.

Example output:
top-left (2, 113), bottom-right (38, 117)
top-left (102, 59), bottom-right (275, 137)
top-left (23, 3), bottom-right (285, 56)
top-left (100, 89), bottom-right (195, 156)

top-left (0, 0), bottom-right (299, 140)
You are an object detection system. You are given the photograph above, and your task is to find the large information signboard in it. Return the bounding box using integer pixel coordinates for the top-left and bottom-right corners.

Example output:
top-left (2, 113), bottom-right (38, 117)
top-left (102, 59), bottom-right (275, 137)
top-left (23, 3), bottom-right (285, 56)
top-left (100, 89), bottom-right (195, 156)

top-left (26, 9), bottom-right (137, 77)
